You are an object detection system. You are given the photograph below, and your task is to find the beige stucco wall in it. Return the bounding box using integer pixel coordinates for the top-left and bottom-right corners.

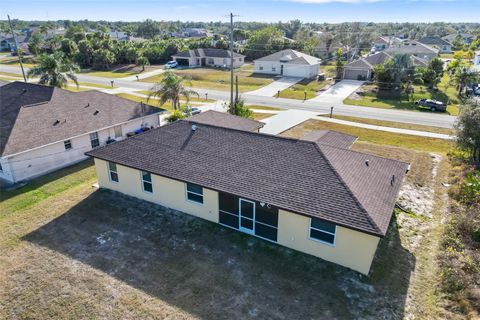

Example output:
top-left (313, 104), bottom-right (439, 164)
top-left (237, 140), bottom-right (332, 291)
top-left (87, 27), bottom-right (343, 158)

top-left (277, 209), bottom-right (380, 274)
top-left (94, 158), bottom-right (218, 223)
top-left (94, 158), bottom-right (380, 274)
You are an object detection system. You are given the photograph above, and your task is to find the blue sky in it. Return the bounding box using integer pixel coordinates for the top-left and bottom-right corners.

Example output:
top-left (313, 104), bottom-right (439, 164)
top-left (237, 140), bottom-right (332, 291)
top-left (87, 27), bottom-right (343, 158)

top-left (1, 0), bottom-right (476, 22)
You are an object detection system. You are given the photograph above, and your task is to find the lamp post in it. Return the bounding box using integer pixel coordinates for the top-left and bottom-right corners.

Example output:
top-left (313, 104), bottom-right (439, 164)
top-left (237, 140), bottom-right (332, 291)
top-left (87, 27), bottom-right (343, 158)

top-left (330, 106), bottom-right (334, 118)
top-left (205, 93), bottom-right (208, 101)
top-left (110, 80), bottom-right (114, 87)
top-left (136, 75), bottom-right (139, 81)
top-left (304, 90), bottom-right (307, 101)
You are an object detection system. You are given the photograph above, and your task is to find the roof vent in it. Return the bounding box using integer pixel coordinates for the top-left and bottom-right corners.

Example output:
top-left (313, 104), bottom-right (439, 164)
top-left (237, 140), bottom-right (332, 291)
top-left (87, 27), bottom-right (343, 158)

top-left (93, 110), bottom-right (99, 115)
top-left (365, 159), bottom-right (369, 166)
top-left (85, 103), bottom-right (90, 108)
top-left (22, 88), bottom-right (27, 94)
top-left (53, 120), bottom-right (60, 126)
top-left (191, 124), bottom-right (198, 131)
top-left (390, 174), bottom-right (396, 186)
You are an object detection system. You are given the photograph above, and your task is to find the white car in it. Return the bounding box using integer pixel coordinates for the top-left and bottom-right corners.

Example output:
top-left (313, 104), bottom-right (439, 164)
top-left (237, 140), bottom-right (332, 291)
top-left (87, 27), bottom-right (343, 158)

top-left (164, 61), bottom-right (178, 69)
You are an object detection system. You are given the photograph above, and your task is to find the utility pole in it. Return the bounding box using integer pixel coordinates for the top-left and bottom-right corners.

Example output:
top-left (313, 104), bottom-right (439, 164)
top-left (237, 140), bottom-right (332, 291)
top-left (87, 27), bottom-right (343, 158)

top-left (229, 12), bottom-right (235, 114)
top-left (8, 15), bottom-right (27, 82)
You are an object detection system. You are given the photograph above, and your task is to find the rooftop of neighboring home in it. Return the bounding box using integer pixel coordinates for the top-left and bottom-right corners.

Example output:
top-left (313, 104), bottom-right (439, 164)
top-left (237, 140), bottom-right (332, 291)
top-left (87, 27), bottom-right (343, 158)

top-left (442, 33), bottom-right (475, 43)
top-left (0, 82), bottom-right (164, 157)
top-left (385, 40), bottom-right (439, 56)
top-left (255, 49), bottom-right (321, 66)
top-left (187, 110), bottom-right (264, 132)
top-left (418, 36), bottom-right (452, 47)
top-left (373, 36), bottom-right (403, 45)
top-left (86, 120), bottom-right (408, 237)
top-left (172, 48), bottom-right (245, 59)
top-left (345, 51), bottom-right (428, 69)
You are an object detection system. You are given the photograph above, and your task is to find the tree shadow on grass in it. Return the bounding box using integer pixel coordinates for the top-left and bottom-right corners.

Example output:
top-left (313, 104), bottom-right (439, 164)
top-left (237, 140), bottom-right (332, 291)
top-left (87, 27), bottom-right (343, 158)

top-left (23, 189), bottom-right (414, 319)
top-left (0, 159), bottom-right (94, 202)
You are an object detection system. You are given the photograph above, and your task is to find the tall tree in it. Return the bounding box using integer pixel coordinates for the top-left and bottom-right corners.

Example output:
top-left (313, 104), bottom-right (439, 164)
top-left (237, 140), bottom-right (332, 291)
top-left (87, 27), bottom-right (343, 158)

top-left (335, 48), bottom-right (344, 80)
top-left (451, 67), bottom-right (480, 95)
top-left (27, 52), bottom-right (79, 88)
top-left (148, 70), bottom-right (199, 110)
top-left (455, 100), bottom-right (480, 162)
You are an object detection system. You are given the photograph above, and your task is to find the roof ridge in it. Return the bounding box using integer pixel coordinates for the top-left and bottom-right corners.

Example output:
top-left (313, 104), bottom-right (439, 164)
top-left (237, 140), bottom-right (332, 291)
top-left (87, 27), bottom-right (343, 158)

top-left (312, 142), bottom-right (383, 234)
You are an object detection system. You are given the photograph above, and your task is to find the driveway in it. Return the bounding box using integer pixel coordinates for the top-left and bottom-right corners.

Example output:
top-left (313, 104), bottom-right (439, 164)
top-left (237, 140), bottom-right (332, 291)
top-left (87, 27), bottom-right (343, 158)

top-left (246, 77), bottom-right (302, 97)
top-left (310, 80), bottom-right (364, 102)
top-left (260, 109), bottom-right (320, 135)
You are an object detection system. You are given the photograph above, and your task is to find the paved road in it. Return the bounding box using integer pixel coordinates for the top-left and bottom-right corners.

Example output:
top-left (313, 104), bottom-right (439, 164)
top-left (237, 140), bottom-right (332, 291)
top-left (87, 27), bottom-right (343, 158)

top-left (1, 65), bottom-right (456, 129)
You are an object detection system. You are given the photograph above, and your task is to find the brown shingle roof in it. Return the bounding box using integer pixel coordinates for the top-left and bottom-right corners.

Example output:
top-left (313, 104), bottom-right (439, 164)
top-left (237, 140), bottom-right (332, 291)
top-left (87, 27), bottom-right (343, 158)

top-left (301, 130), bottom-right (357, 149)
top-left (187, 110), bottom-right (264, 132)
top-left (0, 82), bottom-right (164, 156)
top-left (86, 121), bottom-right (408, 236)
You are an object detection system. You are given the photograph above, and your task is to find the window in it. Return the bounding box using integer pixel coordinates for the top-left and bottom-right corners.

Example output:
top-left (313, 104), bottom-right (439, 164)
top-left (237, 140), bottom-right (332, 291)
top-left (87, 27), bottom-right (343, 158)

top-left (114, 125), bottom-right (122, 138)
top-left (141, 171), bottom-right (153, 193)
top-left (310, 218), bottom-right (336, 245)
top-left (108, 161), bottom-right (118, 182)
top-left (90, 132), bottom-right (99, 148)
top-left (64, 140), bottom-right (72, 150)
top-left (259, 66), bottom-right (263, 70)
top-left (219, 192), bottom-right (239, 228)
top-left (272, 67), bottom-right (276, 72)
top-left (207, 58), bottom-right (214, 65)
top-left (186, 183), bottom-right (203, 204)
top-left (239, 57), bottom-right (243, 62)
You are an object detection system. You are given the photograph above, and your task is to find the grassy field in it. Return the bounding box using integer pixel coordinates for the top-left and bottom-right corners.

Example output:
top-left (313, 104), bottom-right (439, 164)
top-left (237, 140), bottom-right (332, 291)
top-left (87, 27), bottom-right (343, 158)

top-left (279, 78), bottom-right (332, 100)
top-left (344, 74), bottom-right (460, 116)
top-left (115, 93), bottom-right (173, 111)
top-left (281, 119), bottom-right (453, 154)
top-left (253, 113), bottom-right (273, 121)
top-left (247, 105), bottom-right (283, 111)
top-left (0, 56), bottom-right (36, 68)
top-left (80, 70), bottom-right (139, 78)
top-left (136, 90), bottom-right (215, 103)
top-left (319, 114), bottom-right (455, 135)
top-left (141, 66), bottom-right (275, 92)
top-left (0, 152), bottom-right (445, 319)
top-left (0, 71), bottom-right (24, 78)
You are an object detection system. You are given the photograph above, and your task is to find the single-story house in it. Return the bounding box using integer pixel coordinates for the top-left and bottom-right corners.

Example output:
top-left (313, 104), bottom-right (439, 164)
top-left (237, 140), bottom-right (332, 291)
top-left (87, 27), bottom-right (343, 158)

top-left (372, 36), bottom-right (404, 52)
top-left (254, 49), bottom-right (321, 78)
top-left (171, 48), bottom-right (245, 68)
top-left (418, 37), bottom-right (453, 53)
top-left (343, 51), bottom-right (428, 80)
top-left (187, 110), bottom-right (265, 132)
top-left (385, 40), bottom-right (439, 61)
top-left (443, 33), bottom-right (475, 45)
top-left (0, 82), bottom-right (165, 185)
top-left (86, 118), bottom-right (408, 275)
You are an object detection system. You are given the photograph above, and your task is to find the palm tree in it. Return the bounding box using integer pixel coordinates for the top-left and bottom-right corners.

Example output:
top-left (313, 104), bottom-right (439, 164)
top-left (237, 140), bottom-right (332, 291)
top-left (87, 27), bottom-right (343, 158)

top-left (27, 52), bottom-right (80, 88)
top-left (451, 67), bottom-right (480, 96)
top-left (148, 70), bottom-right (199, 110)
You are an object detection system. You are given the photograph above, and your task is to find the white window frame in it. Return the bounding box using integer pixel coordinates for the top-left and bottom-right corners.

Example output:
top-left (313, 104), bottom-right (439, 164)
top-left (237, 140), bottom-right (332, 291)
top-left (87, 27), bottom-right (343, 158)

top-left (64, 139), bottom-right (72, 150)
top-left (309, 218), bottom-right (336, 247)
top-left (107, 161), bottom-right (119, 183)
top-left (90, 132), bottom-right (100, 148)
top-left (140, 171), bottom-right (153, 193)
top-left (185, 182), bottom-right (204, 205)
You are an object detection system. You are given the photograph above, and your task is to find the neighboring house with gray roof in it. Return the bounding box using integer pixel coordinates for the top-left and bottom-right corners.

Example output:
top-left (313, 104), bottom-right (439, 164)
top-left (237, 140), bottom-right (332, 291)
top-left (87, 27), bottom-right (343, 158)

top-left (86, 119), bottom-right (408, 274)
top-left (0, 82), bottom-right (165, 184)
top-left (385, 40), bottom-right (439, 61)
top-left (443, 33), bottom-right (475, 45)
top-left (372, 36), bottom-right (404, 52)
top-left (343, 51), bottom-right (428, 80)
top-left (171, 48), bottom-right (245, 68)
top-left (418, 37), bottom-right (453, 53)
top-left (254, 49), bottom-right (321, 78)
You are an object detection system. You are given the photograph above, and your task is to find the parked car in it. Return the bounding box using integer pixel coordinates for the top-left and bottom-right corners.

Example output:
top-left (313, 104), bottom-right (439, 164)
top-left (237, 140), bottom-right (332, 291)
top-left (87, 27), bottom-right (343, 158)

top-left (416, 99), bottom-right (447, 112)
top-left (164, 61), bottom-right (178, 69)
top-left (183, 107), bottom-right (201, 115)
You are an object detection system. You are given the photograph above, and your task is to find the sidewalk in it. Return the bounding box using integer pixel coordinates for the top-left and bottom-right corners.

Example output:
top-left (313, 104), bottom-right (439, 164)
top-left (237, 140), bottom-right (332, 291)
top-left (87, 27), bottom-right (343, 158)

top-left (313, 116), bottom-right (454, 140)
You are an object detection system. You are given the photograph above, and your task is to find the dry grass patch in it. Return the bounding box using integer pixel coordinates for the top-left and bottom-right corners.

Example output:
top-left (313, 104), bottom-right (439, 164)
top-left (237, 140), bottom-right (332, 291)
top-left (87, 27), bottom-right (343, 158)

top-left (281, 119), bottom-right (453, 154)
top-left (142, 66), bottom-right (275, 92)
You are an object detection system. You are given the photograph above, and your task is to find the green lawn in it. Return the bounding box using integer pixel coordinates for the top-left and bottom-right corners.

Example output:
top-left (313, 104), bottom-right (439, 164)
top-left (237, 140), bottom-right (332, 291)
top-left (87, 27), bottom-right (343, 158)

top-left (0, 57), bottom-right (36, 68)
top-left (281, 119), bottom-right (453, 154)
top-left (279, 78), bottom-right (332, 100)
top-left (319, 114), bottom-right (455, 135)
top-left (141, 66), bottom-right (275, 92)
top-left (80, 70), bottom-right (139, 78)
top-left (136, 90), bottom-right (215, 103)
top-left (343, 74), bottom-right (460, 116)
top-left (247, 105), bottom-right (283, 111)
top-left (0, 71), bottom-right (23, 78)
top-left (115, 93), bottom-right (175, 112)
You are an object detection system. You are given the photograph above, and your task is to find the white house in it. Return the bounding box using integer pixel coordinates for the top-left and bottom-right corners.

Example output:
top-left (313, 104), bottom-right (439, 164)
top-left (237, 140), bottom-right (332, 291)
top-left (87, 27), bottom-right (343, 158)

top-left (0, 82), bottom-right (165, 185)
top-left (171, 48), bottom-right (245, 68)
top-left (253, 49), bottom-right (321, 78)
top-left (472, 50), bottom-right (480, 72)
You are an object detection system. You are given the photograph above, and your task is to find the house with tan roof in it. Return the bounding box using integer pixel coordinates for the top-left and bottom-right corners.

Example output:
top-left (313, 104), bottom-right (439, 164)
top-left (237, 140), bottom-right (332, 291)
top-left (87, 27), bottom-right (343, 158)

top-left (343, 51), bottom-right (428, 80)
top-left (0, 82), bottom-right (165, 184)
top-left (254, 49), bottom-right (321, 78)
top-left (85, 114), bottom-right (408, 274)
